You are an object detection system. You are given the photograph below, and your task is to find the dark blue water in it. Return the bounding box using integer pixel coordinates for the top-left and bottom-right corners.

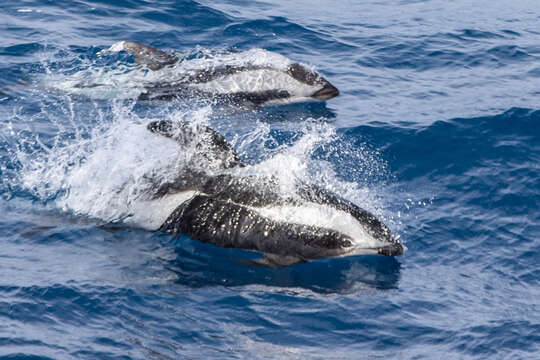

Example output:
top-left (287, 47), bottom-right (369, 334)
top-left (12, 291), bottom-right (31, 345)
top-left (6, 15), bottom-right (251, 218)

top-left (1, 0), bottom-right (539, 359)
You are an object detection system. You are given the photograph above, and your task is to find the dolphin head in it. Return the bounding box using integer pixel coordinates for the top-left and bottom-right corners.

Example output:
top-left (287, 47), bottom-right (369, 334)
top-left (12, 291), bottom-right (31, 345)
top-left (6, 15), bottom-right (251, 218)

top-left (287, 63), bottom-right (339, 101)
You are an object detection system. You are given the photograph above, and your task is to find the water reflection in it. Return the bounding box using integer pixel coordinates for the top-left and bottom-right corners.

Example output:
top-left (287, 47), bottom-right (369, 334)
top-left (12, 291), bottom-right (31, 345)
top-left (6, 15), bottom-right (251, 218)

top-left (164, 235), bottom-right (401, 294)
top-left (256, 101), bottom-right (337, 122)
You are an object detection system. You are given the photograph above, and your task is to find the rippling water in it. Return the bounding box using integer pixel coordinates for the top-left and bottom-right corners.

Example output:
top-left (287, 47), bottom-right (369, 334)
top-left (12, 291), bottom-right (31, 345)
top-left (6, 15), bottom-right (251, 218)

top-left (1, 0), bottom-right (539, 359)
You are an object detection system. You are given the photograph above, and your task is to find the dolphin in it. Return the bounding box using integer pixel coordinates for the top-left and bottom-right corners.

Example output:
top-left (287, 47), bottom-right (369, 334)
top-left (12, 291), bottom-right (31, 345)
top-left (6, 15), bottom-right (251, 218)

top-left (105, 41), bottom-right (339, 105)
top-left (145, 120), bottom-right (403, 267)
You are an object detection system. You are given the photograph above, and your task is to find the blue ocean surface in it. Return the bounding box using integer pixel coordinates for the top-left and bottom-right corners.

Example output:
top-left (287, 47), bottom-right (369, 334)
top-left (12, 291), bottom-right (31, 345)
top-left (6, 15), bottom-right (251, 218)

top-left (1, 0), bottom-right (539, 359)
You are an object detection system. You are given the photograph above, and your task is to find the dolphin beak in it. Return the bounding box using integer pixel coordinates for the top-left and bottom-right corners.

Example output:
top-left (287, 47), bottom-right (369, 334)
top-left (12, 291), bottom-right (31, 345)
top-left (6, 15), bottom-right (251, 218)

top-left (312, 83), bottom-right (339, 100)
top-left (377, 242), bottom-right (405, 256)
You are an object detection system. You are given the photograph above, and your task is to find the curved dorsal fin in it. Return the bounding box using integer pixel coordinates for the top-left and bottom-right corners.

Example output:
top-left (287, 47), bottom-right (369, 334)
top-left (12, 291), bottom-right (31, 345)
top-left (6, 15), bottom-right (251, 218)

top-left (121, 41), bottom-right (178, 70)
top-left (147, 120), bottom-right (245, 169)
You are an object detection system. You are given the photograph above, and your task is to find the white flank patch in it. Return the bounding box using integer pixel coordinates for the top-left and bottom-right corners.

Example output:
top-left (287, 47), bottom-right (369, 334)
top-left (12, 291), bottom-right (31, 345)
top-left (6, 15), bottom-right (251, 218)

top-left (191, 69), bottom-right (321, 100)
top-left (253, 203), bottom-right (386, 252)
top-left (124, 191), bottom-right (198, 230)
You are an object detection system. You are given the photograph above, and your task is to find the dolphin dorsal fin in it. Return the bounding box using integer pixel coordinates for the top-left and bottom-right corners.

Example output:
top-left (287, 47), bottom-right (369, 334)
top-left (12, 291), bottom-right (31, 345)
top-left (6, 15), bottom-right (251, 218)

top-left (119, 41), bottom-right (178, 70)
top-left (147, 120), bottom-right (245, 169)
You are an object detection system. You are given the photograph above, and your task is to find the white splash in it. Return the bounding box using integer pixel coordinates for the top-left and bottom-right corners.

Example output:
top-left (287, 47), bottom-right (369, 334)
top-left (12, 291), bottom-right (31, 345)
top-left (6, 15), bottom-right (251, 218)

top-left (11, 98), bottom-right (215, 228)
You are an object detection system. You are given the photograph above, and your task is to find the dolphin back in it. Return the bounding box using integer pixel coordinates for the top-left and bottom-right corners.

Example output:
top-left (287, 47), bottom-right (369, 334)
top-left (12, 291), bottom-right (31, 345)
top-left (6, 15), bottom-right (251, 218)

top-left (120, 41), bottom-right (178, 70)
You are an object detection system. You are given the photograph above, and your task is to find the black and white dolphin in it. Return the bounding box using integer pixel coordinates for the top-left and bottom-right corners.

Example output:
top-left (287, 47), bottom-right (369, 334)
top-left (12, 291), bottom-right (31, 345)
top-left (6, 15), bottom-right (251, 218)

top-left (93, 41), bottom-right (339, 106)
top-left (143, 120), bottom-right (403, 267)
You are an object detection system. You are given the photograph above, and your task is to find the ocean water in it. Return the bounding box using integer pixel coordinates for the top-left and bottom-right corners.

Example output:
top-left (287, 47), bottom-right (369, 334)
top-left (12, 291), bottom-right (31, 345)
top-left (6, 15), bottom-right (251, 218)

top-left (1, 0), bottom-right (539, 359)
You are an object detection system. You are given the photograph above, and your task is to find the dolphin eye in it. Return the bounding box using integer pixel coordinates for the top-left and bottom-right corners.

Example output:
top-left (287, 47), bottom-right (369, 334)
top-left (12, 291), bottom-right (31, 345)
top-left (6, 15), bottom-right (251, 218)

top-left (287, 63), bottom-right (319, 85)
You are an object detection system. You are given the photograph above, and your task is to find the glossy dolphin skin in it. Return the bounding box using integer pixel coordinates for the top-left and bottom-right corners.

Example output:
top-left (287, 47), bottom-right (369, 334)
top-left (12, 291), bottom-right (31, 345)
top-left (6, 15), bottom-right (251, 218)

top-left (147, 120), bottom-right (403, 267)
top-left (112, 41), bottom-right (339, 105)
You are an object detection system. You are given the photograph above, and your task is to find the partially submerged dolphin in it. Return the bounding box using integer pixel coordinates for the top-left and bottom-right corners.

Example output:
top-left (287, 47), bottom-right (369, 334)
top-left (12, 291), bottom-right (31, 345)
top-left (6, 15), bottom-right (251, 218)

top-left (103, 41), bottom-right (339, 105)
top-left (145, 120), bottom-right (403, 267)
